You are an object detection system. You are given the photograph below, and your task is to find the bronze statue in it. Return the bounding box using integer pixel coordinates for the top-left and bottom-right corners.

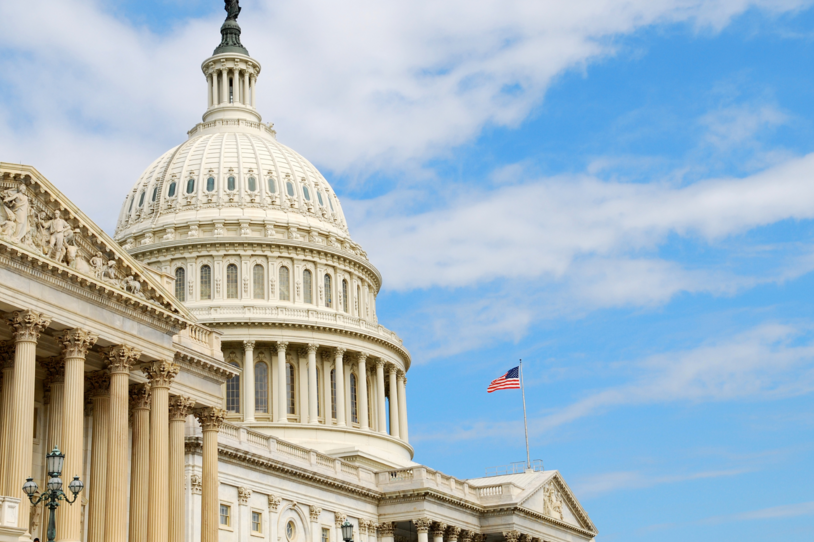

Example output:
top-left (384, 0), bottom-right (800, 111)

top-left (225, 0), bottom-right (241, 21)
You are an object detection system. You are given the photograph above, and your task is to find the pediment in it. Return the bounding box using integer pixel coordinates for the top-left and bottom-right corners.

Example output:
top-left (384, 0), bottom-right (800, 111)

top-left (0, 164), bottom-right (194, 324)
top-left (519, 471), bottom-right (597, 535)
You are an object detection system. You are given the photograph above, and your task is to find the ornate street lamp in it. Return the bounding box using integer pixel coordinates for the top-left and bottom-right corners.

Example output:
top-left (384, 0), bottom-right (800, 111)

top-left (22, 447), bottom-right (84, 542)
top-left (341, 520), bottom-right (354, 542)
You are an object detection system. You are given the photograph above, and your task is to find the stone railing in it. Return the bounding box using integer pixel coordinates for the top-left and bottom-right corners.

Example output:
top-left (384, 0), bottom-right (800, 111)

top-left (173, 323), bottom-right (224, 361)
top-left (377, 466), bottom-right (526, 506)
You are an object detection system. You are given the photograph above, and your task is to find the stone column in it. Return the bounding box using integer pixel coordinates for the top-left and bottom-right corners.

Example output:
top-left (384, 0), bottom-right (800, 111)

top-left (298, 349), bottom-right (308, 420)
top-left (447, 526), bottom-right (461, 542)
top-left (233, 68), bottom-right (241, 105)
top-left (413, 518), bottom-right (431, 542)
top-left (357, 353), bottom-right (369, 430)
top-left (251, 74), bottom-right (257, 108)
top-left (334, 348), bottom-right (346, 426)
top-left (143, 360), bottom-right (179, 542)
top-left (334, 512), bottom-right (346, 542)
top-left (321, 351), bottom-right (332, 424)
top-left (220, 66), bottom-right (228, 104)
top-left (169, 396), bottom-right (195, 542)
top-left (431, 522), bottom-right (447, 542)
top-left (195, 407), bottom-right (226, 542)
top-left (359, 520), bottom-right (368, 542)
top-left (243, 341), bottom-right (256, 422)
top-left (310, 506), bottom-right (322, 542)
top-left (275, 342), bottom-right (288, 422)
top-left (237, 487), bottom-right (251, 539)
top-left (128, 384), bottom-right (151, 542)
top-left (375, 360), bottom-right (386, 434)
top-left (56, 326), bottom-right (96, 542)
top-left (380, 522), bottom-right (396, 542)
top-left (41, 356), bottom-right (66, 459)
top-left (387, 365), bottom-right (400, 439)
top-left (86, 371), bottom-right (111, 542)
top-left (397, 372), bottom-right (408, 442)
top-left (243, 70), bottom-right (250, 106)
top-left (307, 344), bottom-right (319, 424)
top-left (268, 495), bottom-right (281, 542)
top-left (0, 342), bottom-right (14, 487)
top-left (104, 346), bottom-right (140, 542)
top-left (207, 73), bottom-right (212, 107)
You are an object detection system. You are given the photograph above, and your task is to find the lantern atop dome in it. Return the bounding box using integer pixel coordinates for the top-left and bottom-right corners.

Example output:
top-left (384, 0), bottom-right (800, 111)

top-left (214, 0), bottom-right (248, 56)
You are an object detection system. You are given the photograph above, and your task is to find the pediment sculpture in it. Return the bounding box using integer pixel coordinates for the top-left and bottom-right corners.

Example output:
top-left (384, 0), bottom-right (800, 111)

top-left (543, 483), bottom-right (564, 521)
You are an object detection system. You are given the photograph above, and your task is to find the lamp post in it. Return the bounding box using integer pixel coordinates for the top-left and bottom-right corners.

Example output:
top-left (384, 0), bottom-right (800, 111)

top-left (341, 520), bottom-right (354, 542)
top-left (22, 446), bottom-right (84, 542)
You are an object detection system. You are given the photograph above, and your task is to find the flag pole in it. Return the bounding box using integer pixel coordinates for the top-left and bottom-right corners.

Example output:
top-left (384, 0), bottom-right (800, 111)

top-left (519, 359), bottom-right (531, 470)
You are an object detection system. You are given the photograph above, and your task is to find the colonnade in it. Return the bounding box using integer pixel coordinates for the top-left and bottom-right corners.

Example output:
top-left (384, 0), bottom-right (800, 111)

top-left (0, 309), bottom-right (225, 542)
top-left (236, 341), bottom-right (409, 442)
top-left (207, 62), bottom-right (256, 108)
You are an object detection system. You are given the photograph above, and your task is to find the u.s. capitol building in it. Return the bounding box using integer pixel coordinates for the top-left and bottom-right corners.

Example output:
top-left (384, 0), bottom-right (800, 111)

top-left (0, 4), bottom-right (597, 542)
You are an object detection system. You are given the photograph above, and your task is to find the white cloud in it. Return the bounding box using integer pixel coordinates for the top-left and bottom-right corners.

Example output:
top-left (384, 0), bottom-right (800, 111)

top-left (0, 0), bottom-right (810, 231)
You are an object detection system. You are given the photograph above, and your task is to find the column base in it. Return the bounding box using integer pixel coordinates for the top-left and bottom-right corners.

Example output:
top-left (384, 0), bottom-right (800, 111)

top-left (0, 528), bottom-right (26, 542)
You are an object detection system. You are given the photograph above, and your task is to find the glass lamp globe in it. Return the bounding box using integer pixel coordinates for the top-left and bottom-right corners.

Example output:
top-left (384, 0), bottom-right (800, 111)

top-left (68, 476), bottom-right (84, 496)
top-left (22, 477), bottom-right (38, 497)
top-left (47, 477), bottom-right (62, 492)
top-left (341, 520), bottom-right (354, 542)
top-left (46, 446), bottom-right (65, 477)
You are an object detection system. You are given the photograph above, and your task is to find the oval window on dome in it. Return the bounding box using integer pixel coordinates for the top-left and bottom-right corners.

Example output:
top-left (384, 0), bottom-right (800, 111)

top-left (268, 177), bottom-right (277, 194)
top-left (317, 191), bottom-right (324, 206)
top-left (303, 186), bottom-right (311, 201)
top-left (227, 176), bottom-right (236, 191)
top-left (286, 181), bottom-right (295, 197)
top-left (168, 181), bottom-right (177, 198)
top-left (186, 178), bottom-right (195, 194)
top-left (248, 176), bottom-right (257, 192)
top-left (206, 176), bottom-right (215, 192)
top-left (151, 187), bottom-right (158, 202)
top-left (138, 191), bottom-right (145, 207)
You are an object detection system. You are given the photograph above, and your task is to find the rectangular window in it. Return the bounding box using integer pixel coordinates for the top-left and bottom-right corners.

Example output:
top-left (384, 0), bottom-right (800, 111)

top-left (322, 528), bottom-right (330, 542)
top-left (330, 369), bottom-right (337, 420)
top-left (279, 266), bottom-right (291, 301)
top-left (200, 265), bottom-right (212, 300)
top-left (227, 264), bottom-right (239, 299)
top-left (219, 504), bottom-right (231, 527)
top-left (253, 265), bottom-right (265, 299)
top-left (252, 511), bottom-right (262, 533)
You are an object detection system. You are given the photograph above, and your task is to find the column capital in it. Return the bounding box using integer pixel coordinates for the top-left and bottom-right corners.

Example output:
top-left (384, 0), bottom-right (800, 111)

top-left (0, 340), bottom-right (15, 369)
top-left (276, 341), bottom-right (289, 353)
top-left (194, 406), bottom-right (226, 432)
top-left (142, 359), bottom-right (179, 389)
top-left (447, 526), bottom-right (461, 540)
top-left (104, 344), bottom-right (141, 374)
top-left (129, 383), bottom-right (151, 411)
top-left (321, 350), bottom-right (332, 363)
top-left (375, 359), bottom-right (385, 369)
top-left (87, 370), bottom-right (111, 397)
top-left (243, 340), bottom-right (256, 351)
top-left (398, 370), bottom-right (406, 381)
top-left (169, 395), bottom-right (195, 421)
top-left (298, 347), bottom-right (309, 358)
top-left (307, 343), bottom-right (319, 354)
top-left (334, 511), bottom-right (347, 527)
top-left (460, 530), bottom-right (474, 542)
top-left (190, 474), bottom-right (202, 495)
top-left (518, 535), bottom-right (531, 542)
top-left (334, 347), bottom-right (346, 358)
top-left (502, 531), bottom-right (520, 542)
top-left (57, 327), bottom-right (98, 357)
top-left (472, 534), bottom-right (486, 542)
top-left (387, 364), bottom-right (400, 376)
top-left (237, 487), bottom-right (252, 505)
top-left (413, 518), bottom-right (431, 534)
top-left (268, 494), bottom-right (281, 512)
top-left (8, 310), bottom-right (52, 343)
top-left (41, 355), bottom-right (66, 384)
top-left (356, 352), bottom-right (368, 363)
top-left (309, 506), bottom-right (322, 522)
top-left (379, 522), bottom-right (395, 536)
top-left (431, 522), bottom-right (447, 538)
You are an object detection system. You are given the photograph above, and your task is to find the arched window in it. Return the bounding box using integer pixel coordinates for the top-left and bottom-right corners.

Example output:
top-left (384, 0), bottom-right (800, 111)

top-left (248, 176), bottom-right (257, 192)
top-left (227, 176), bottom-right (236, 191)
top-left (328, 195), bottom-right (335, 212)
top-left (253, 265), bottom-right (264, 299)
top-left (268, 177), bottom-right (277, 194)
top-left (226, 264), bottom-right (238, 299)
top-left (330, 369), bottom-right (337, 420)
top-left (303, 270), bottom-right (313, 304)
top-left (151, 187), bottom-right (158, 202)
top-left (350, 373), bottom-right (358, 424)
top-left (226, 361), bottom-right (240, 413)
top-left (303, 186), bottom-right (311, 201)
top-left (128, 196), bottom-right (135, 213)
top-left (286, 181), bottom-right (295, 197)
top-left (200, 265), bottom-right (212, 300)
top-left (342, 279), bottom-right (349, 312)
top-left (324, 275), bottom-right (332, 308)
top-left (175, 268), bottom-right (185, 301)
top-left (206, 176), bottom-right (215, 192)
top-left (186, 178), bottom-right (195, 194)
top-left (286, 362), bottom-right (296, 415)
top-left (167, 181), bottom-right (177, 198)
top-left (255, 362), bottom-right (269, 413)
top-left (317, 191), bottom-right (324, 206)
top-left (279, 266), bottom-right (290, 301)
top-left (138, 191), bottom-right (145, 207)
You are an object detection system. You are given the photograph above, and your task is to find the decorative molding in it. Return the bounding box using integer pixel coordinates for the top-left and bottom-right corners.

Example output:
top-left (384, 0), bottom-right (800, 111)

top-left (189, 474), bottom-right (202, 495)
top-left (268, 494), bottom-right (281, 512)
top-left (103, 344), bottom-right (141, 374)
top-left (86, 370), bottom-right (111, 397)
top-left (309, 506), bottom-right (322, 522)
top-left (194, 406), bottom-right (226, 431)
top-left (129, 383), bottom-right (151, 411)
top-left (238, 486), bottom-right (252, 505)
top-left (334, 511), bottom-right (346, 527)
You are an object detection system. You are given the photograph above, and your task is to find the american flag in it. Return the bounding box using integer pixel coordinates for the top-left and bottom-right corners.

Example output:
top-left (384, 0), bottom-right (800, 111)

top-left (487, 366), bottom-right (521, 393)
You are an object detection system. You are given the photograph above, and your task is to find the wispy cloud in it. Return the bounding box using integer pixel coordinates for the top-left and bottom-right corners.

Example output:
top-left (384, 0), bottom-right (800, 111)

top-left (573, 468), bottom-right (749, 499)
top-left (703, 501), bottom-right (814, 523)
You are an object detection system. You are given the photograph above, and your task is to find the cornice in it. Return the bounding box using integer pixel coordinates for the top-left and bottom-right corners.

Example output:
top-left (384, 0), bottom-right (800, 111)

top-left (174, 348), bottom-right (238, 384)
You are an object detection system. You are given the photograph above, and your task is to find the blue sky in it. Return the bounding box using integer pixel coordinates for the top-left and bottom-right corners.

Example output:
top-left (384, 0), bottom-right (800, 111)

top-left (3, 1), bottom-right (814, 540)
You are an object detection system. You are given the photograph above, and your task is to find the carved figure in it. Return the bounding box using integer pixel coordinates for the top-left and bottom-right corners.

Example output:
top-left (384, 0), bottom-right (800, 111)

top-left (123, 276), bottom-right (141, 295)
top-left (90, 252), bottom-right (106, 279)
top-left (2, 185), bottom-right (30, 242)
top-left (102, 260), bottom-right (119, 282)
top-left (33, 211), bottom-right (50, 253)
top-left (225, 0), bottom-right (241, 21)
top-left (543, 485), bottom-right (564, 521)
top-left (63, 228), bottom-right (80, 268)
top-left (42, 210), bottom-right (71, 262)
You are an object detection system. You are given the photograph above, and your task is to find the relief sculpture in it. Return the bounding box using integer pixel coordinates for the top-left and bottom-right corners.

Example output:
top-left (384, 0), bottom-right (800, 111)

top-left (543, 484), bottom-right (564, 521)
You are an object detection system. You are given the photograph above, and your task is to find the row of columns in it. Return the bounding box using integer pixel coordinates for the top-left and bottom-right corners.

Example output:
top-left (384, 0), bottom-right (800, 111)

top-left (0, 310), bottom-right (226, 542)
top-left (239, 341), bottom-right (409, 441)
top-left (207, 65), bottom-right (256, 108)
top-left (413, 520), bottom-right (488, 542)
